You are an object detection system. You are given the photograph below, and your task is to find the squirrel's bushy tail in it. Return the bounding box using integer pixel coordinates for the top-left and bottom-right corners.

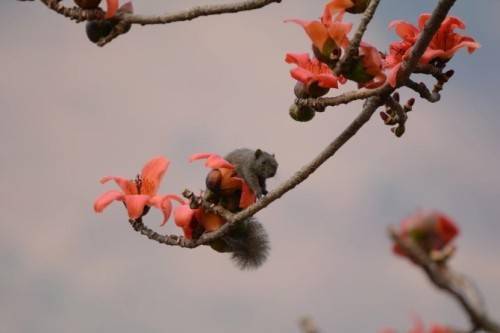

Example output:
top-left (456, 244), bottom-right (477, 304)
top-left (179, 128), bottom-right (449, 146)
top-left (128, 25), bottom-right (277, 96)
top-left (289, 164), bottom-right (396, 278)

top-left (222, 217), bottom-right (270, 270)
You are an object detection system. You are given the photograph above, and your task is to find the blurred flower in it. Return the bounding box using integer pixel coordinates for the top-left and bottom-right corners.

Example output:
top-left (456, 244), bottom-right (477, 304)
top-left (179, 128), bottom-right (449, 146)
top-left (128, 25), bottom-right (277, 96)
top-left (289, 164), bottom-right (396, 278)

top-left (381, 319), bottom-right (452, 333)
top-left (94, 156), bottom-right (183, 225)
top-left (392, 211), bottom-right (459, 260)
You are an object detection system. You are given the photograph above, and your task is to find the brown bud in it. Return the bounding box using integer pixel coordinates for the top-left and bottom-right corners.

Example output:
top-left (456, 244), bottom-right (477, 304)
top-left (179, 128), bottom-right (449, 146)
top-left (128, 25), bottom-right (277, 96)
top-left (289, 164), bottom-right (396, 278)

top-left (294, 82), bottom-right (309, 99)
top-left (205, 169), bottom-right (222, 192)
top-left (74, 0), bottom-right (101, 9)
top-left (289, 104), bottom-right (315, 122)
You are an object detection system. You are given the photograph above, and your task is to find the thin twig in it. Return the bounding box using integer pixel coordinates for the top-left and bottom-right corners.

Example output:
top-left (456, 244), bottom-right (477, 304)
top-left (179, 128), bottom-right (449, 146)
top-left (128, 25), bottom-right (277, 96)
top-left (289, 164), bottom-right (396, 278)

top-left (296, 88), bottom-right (380, 109)
top-left (36, 0), bottom-right (281, 24)
top-left (405, 79), bottom-right (441, 102)
top-left (389, 228), bottom-right (500, 333)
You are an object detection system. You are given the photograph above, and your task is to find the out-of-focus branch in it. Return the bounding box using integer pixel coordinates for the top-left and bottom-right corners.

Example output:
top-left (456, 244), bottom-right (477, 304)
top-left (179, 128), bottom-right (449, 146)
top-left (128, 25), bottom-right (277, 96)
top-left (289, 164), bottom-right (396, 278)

top-left (36, 0), bottom-right (281, 23)
top-left (299, 317), bottom-right (320, 333)
top-left (389, 228), bottom-right (500, 333)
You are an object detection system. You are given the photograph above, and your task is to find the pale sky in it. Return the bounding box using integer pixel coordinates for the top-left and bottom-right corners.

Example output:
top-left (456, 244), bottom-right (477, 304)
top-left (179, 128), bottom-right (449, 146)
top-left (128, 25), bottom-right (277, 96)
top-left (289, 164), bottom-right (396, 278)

top-left (1, 1), bottom-right (499, 332)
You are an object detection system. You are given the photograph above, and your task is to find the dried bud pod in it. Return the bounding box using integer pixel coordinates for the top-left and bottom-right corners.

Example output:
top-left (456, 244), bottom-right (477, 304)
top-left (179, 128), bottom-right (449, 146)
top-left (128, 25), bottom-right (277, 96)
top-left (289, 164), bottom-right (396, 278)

top-left (294, 82), bottom-right (309, 99)
top-left (346, 0), bottom-right (370, 14)
top-left (392, 125), bottom-right (405, 137)
top-left (289, 104), bottom-right (315, 122)
top-left (206, 169), bottom-right (222, 192)
top-left (74, 0), bottom-right (101, 9)
top-left (85, 20), bottom-right (113, 43)
top-left (308, 82), bottom-right (330, 98)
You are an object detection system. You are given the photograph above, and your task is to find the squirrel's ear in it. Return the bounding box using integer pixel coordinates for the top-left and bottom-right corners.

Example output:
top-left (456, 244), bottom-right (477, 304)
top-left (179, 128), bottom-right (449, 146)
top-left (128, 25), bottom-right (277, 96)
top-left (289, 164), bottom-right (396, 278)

top-left (255, 149), bottom-right (263, 158)
top-left (272, 153), bottom-right (275, 157)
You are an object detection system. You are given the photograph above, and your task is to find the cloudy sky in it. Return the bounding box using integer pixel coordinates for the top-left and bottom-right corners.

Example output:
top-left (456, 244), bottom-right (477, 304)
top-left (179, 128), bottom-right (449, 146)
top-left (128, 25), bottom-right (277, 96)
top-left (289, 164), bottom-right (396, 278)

top-left (1, 0), bottom-right (499, 332)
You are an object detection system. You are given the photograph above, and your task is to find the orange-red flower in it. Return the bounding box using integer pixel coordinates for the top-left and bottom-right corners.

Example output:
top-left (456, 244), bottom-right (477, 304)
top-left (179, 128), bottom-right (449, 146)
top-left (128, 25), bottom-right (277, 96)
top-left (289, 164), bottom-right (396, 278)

top-left (285, 53), bottom-right (341, 89)
top-left (392, 211), bottom-right (459, 258)
top-left (385, 14), bottom-right (479, 87)
top-left (190, 153), bottom-right (256, 208)
top-left (94, 156), bottom-right (183, 225)
top-left (419, 14), bottom-right (480, 63)
top-left (285, 5), bottom-right (352, 55)
top-left (345, 42), bottom-right (386, 88)
top-left (381, 320), bottom-right (452, 333)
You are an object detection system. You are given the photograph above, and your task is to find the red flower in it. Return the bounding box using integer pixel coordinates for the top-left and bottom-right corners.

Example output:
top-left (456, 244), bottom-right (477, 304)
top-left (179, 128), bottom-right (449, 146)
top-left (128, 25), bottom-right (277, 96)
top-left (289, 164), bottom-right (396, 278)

top-left (285, 5), bottom-right (352, 55)
top-left (285, 53), bottom-right (341, 89)
top-left (381, 319), bottom-right (452, 333)
top-left (94, 156), bottom-right (183, 226)
top-left (346, 42), bottom-right (386, 88)
top-left (189, 153), bottom-right (256, 209)
top-left (419, 14), bottom-right (480, 64)
top-left (392, 211), bottom-right (459, 259)
top-left (385, 14), bottom-right (479, 87)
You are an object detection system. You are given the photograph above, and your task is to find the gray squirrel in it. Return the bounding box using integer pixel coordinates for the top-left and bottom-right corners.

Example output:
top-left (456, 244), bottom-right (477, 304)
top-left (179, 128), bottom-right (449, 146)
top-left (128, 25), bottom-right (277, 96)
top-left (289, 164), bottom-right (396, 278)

top-left (205, 148), bottom-right (278, 270)
top-left (225, 148), bottom-right (278, 198)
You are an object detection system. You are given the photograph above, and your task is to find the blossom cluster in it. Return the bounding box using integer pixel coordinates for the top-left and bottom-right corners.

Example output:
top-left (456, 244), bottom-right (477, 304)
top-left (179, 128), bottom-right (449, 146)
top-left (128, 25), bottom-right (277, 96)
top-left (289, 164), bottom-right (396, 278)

top-left (285, 0), bottom-right (479, 100)
top-left (93, 155), bottom-right (257, 239)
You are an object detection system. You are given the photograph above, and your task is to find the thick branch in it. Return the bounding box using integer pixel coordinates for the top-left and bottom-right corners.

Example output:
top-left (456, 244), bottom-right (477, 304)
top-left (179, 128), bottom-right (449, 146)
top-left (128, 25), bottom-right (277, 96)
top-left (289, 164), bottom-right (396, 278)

top-left (37, 0), bottom-right (281, 24)
top-left (389, 228), bottom-right (500, 333)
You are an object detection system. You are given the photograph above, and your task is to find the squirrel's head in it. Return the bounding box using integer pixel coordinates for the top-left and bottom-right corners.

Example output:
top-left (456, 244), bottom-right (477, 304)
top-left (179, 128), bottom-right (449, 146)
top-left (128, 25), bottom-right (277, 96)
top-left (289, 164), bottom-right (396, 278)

top-left (255, 149), bottom-right (278, 178)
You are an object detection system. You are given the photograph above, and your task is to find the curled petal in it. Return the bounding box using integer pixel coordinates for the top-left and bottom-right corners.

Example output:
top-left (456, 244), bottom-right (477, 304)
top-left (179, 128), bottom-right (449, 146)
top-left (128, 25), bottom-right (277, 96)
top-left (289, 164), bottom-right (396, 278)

top-left (149, 194), bottom-right (185, 226)
top-left (327, 21), bottom-right (352, 48)
top-left (94, 190), bottom-right (124, 213)
top-left (325, 0), bottom-right (354, 14)
top-left (238, 179), bottom-right (257, 208)
top-left (118, 1), bottom-right (133, 14)
top-left (174, 204), bottom-right (195, 228)
top-left (189, 153), bottom-right (234, 169)
top-left (387, 63), bottom-right (402, 87)
top-left (123, 194), bottom-right (150, 220)
top-left (100, 176), bottom-right (135, 194)
top-left (388, 20), bottom-right (419, 41)
top-left (105, 0), bottom-right (120, 18)
top-left (285, 19), bottom-right (330, 51)
top-left (189, 153), bottom-right (213, 162)
top-left (206, 155), bottom-right (234, 169)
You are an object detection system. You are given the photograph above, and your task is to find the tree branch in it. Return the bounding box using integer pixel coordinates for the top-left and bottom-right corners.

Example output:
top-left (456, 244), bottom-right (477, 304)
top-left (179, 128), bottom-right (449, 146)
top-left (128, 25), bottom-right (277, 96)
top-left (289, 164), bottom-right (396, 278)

top-left (389, 228), bottom-right (500, 333)
top-left (36, 0), bottom-right (281, 24)
top-left (129, 0), bottom-right (461, 251)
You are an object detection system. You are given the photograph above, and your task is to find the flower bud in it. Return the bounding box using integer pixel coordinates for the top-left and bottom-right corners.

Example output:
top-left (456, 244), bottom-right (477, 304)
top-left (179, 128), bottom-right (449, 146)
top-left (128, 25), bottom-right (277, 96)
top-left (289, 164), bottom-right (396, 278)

top-left (289, 104), bottom-right (315, 122)
top-left (85, 20), bottom-right (113, 43)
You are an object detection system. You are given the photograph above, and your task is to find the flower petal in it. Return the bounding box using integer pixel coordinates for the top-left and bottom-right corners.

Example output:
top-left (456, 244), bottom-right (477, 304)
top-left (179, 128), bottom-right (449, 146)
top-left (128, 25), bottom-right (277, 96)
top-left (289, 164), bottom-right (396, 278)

top-left (174, 204), bottom-right (195, 228)
top-left (189, 153), bottom-right (234, 169)
top-left (105, 0), bottom-right (120, 18)
top-left (141, 156), bottom-right (170, 194)
top-left (123, 194), bottom-right (150, 220)
top-left (94, 190), bottom-right (124, 213)
top-left (100, 176), bottom-right (134, 194)
top-left (239, 180), bottom-right (257, 208)
top-left (149, 194), bottom-right (185, 226)
top-left (389, 20), bottom-right (419, 41)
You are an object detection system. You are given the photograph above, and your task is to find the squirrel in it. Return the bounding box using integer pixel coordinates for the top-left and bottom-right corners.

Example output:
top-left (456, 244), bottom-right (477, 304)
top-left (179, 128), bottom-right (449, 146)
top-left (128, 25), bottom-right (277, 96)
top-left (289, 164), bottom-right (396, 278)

top-left (205, 148), bottom-right (278, 270)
